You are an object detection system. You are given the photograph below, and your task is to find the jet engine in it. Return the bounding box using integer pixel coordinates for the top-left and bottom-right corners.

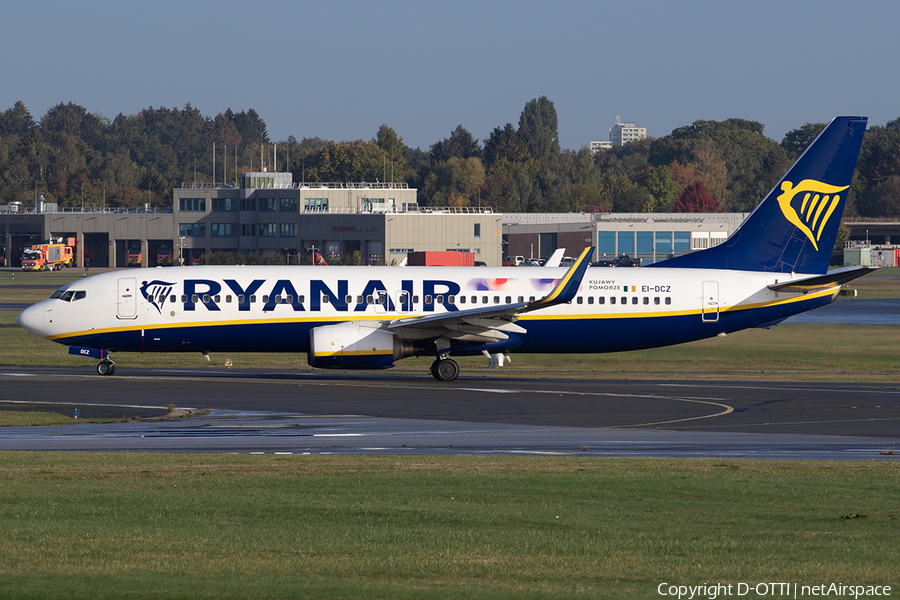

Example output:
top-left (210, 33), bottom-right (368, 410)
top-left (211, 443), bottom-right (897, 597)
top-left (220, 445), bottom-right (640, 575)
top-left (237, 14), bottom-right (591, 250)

top-left (308, 322), bottom-right (414, 369)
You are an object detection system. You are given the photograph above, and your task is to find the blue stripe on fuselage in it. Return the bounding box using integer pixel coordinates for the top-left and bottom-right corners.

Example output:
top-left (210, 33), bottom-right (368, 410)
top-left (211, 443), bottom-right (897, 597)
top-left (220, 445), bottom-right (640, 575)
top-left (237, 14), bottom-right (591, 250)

top-left (53, 293), bottom-right (832, 356)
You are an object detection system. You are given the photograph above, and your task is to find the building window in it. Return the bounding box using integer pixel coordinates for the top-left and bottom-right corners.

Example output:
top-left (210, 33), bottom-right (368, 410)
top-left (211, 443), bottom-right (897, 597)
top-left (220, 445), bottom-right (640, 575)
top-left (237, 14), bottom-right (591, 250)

top-left (637, 231), bottom-right (653, 254)
top-left (259, 223), bottom-right (277, 237)
top-left (280, 198), bottom-right (299, 212)
top-left (304, 198), bottom-right (328, 212)
top-left (280, 223), bottom-right (297, 237)
top-left (179, 223), bottom-right (206, 237)
top-left (656, 231), bottom-right (672, 255)
top-left (674, 232), bottom-right (691, 254)
top-left (179, 198), bottom-right (205, 212)
top-left (240, 224), bottom-right (256, 237)
top-left (258, 198), bottom-right (276, 212)
top-left (240, 198), bottom-right (257, 212)
top-left (211, 223), bottom-right (238, 237)
top-left (597, 231), bottom-right (615, 255)
top-left (212, 198), bottom-right (237, 211)
top-left (474, 223), bottom-right (481, 238)
top-left (617, 231), bottom-right (635, 255)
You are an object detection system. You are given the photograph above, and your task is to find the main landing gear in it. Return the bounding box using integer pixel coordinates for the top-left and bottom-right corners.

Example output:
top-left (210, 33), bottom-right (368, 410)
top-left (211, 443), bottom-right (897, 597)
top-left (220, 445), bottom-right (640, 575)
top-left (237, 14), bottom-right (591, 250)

top-left (430, 357), bottom-right (459, 382)
top-left (96, 360), bottom-right (116, 376)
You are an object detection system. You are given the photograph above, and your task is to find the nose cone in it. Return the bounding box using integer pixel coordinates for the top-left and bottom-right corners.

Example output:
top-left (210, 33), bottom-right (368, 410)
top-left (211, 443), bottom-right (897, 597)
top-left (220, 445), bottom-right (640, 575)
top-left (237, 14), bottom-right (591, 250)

top-left (16, 302), bottom-right (46, 337)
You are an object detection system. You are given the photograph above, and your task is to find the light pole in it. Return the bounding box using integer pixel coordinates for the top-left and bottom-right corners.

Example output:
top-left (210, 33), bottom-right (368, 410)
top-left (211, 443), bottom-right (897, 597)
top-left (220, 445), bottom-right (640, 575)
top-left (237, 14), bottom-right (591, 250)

top-left (179, 236), bottom-right (185, 266)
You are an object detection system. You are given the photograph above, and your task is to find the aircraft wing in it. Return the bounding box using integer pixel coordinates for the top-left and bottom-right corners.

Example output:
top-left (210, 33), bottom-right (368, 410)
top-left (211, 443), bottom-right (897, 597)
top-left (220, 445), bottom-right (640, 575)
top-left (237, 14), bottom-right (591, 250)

top-left (767, 265), bottom-right (877, 294)
top-left (386, 247), bottom-right (594, 345)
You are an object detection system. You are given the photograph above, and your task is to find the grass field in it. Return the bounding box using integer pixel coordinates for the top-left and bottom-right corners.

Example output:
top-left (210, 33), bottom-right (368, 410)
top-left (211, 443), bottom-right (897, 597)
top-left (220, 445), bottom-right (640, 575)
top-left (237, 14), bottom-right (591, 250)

top-left (3, 305), bottom-right (898, 382)
top-left (0, 453), bottom-right (896, 599)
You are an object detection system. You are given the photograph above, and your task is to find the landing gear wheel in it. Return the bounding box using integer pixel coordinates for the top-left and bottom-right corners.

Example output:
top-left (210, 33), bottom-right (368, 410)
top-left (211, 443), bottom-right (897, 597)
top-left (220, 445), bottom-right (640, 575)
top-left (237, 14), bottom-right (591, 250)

top-left (97, 360), bottom-right (116, 376)
top-left (431, 358), bottom-right (459, 382)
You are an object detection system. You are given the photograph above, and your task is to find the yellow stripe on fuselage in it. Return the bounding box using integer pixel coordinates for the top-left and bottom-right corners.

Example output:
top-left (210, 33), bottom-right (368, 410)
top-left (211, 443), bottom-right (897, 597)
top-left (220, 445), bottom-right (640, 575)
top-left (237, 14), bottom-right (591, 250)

top-left (46, 286), bottom-right (836, 343)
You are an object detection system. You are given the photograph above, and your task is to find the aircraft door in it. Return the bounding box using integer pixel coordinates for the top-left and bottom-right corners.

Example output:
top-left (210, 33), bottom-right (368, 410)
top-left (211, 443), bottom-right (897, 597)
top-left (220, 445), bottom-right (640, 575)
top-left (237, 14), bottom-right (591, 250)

top-left (117, 277), bottom-right (138, 319)
top-left (396, 290), bottom-right (411, 313)
top-left (373, 290), bottom-right (391, 314)
top-left (701, 281), bottom-right (719, 322)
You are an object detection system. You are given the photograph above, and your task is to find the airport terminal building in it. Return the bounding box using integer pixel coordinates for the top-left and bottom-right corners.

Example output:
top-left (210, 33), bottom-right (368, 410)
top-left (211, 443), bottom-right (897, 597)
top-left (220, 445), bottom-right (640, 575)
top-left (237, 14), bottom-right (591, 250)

top-left (3, 170), bottom-right (898, 268)
top-left (1, 172), bottom-right (501, 268)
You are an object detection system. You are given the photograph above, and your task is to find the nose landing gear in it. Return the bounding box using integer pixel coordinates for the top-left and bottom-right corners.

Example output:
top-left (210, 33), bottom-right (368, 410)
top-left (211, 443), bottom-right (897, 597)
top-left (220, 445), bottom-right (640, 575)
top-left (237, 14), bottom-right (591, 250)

top-left (97, 360), bottom-right (116, 376)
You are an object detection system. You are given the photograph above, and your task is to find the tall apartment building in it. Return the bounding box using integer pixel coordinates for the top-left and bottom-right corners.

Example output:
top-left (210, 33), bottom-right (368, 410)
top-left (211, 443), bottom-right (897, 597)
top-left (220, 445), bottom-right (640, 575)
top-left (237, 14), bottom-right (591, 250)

top-left (591, 116), bottom-right (647, 153)
top-left (609, 116), bottom-right (647, 145)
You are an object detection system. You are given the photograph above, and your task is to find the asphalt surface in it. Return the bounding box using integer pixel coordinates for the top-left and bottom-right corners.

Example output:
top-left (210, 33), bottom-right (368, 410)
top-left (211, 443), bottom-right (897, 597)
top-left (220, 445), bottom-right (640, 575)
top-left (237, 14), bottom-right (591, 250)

top-left (1, 366), bottom-right (898, 459)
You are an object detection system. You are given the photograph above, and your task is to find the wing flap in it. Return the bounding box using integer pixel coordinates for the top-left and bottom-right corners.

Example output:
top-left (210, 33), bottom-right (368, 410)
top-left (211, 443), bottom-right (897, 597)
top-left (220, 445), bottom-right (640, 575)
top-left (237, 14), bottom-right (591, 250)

top-left (387, 247), bottom-right (594, 342)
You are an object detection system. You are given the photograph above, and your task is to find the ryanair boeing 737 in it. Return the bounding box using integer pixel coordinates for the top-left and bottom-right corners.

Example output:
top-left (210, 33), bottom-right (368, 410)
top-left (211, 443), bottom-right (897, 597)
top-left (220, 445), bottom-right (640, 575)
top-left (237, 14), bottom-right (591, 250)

top-left (17, 116), bottom-right (873, 381)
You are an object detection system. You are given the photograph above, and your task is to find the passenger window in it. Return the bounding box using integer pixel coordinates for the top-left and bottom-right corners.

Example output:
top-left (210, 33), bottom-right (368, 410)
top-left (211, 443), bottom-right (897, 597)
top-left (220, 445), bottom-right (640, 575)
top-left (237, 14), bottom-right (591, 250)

top-left (357, 295), bottom-right (363, 304)
top-left (518, 296), bottom-right (524, 303)
top-left (182, 295), bottom-right (188, 303)
top-left (345, 295), bottom-right (353, 304)
top-left (214, 295), bottom-right (221, 303)
top-left (287, 295), bottom-right (293, 303)
top-left (654, 297), bottom-right (660, 305)
top-left (262, 295), bottom-right (269, 303)
top-left (665, 297), bottom-right (672, 305)
top-left (631, 297), bottom-right (638, 305)
top-left (448, 295), bottom-right (455, 305)
top-left (482, 296), bottom-right (488, 304)
top-left (598, 297), bottom-right (605, 305)
top-left (471, 296), bottom-right (477, 304)
top-left (367, 295), bottom-right (375, 304)
top-left (170, 295), bottom-right (176, 303)
top-left (529, 296), bottom-right (536, 302)
top-left (459, 296), bottom-right (466, 304)
top-left (576, 297), bottom-right (583, 305)
top-left (493, 296), bottom-right (500, 304)
top-left (621, 297), bottom-right (627, 305)
top-left (238, 294), bottom-right (245, 303)
top-left (274, 296), bottom-right (282, 304)
top-left (425, 295), bottom-right (433, 304)
top-left (191, 294), bottom-right (199, 303)
top-left (298, 295), bottom-right (304, 303)
top-left (250, 295), bottom-right (256, 303)
top-left (203, 294), bottom-right (210, 303)
top-left (436, 295), bottom-right (444, 304)
top-left (610, 297), bottom-right (616, 305)
top-left (413, 295), bottom-right (419, 304)
top-left (226, 295), bottom-right (232, 303)
top-left (322, 296), bottom-right (330, 304)
top-left (587, 297), bottom-right (594, 305)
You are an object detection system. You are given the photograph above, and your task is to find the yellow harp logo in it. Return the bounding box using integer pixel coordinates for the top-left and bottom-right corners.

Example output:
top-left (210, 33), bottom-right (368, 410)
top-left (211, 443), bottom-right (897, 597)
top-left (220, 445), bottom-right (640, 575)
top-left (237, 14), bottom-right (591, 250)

top-left (776, 179), bottom-right (848, 251)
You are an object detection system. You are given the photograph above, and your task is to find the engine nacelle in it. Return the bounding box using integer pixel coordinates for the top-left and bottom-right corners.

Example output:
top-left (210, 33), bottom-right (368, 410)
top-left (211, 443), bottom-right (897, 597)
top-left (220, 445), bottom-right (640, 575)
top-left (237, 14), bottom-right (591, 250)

top-left (308, 322), bottom-right (412, 370)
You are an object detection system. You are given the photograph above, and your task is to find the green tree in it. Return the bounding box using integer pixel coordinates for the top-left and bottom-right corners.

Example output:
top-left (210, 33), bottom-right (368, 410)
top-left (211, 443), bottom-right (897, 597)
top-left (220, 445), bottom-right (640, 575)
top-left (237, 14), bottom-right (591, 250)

top-left (429, 125), bottom-right (481, 164)
top-left (643, 165), bottom-right (682, 211)
top-left (781, 122), bottom-right (826, 158)
top-left (517, 96), bottom-right (560, 166)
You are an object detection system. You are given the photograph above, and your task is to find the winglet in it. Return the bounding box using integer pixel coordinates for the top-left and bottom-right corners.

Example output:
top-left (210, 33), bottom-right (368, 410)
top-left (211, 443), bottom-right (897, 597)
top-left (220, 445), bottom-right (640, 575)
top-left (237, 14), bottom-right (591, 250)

top-left (531, 247), bottom-right (593, 308)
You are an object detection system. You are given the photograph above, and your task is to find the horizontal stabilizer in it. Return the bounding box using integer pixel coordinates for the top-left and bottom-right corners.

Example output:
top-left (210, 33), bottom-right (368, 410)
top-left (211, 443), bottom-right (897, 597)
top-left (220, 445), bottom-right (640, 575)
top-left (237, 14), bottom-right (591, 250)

top-left (767, 265), bottom-right (877, 294)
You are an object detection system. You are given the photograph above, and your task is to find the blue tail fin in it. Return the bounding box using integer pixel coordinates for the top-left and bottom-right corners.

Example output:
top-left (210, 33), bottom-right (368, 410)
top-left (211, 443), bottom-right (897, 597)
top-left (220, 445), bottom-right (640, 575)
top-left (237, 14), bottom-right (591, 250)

top-left (649, 116), bottom-right (867, 274)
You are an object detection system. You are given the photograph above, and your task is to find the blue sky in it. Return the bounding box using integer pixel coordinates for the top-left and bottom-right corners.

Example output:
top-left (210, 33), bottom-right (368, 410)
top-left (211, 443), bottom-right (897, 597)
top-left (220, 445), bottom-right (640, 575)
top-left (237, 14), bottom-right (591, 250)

top-left (3, 0), bottom-right (898, 150)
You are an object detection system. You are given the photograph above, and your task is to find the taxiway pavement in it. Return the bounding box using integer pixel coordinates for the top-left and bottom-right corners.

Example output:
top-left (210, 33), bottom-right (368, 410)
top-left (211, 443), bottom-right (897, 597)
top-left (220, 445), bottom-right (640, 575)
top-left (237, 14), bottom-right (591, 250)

top-left (1, 366), bottom-right (898, 459)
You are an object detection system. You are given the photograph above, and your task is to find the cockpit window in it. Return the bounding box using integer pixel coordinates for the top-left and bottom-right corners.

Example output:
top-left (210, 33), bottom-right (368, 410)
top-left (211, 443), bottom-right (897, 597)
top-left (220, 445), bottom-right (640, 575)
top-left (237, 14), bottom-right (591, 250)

top-left (52, 290), bottom-right (86, 302)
